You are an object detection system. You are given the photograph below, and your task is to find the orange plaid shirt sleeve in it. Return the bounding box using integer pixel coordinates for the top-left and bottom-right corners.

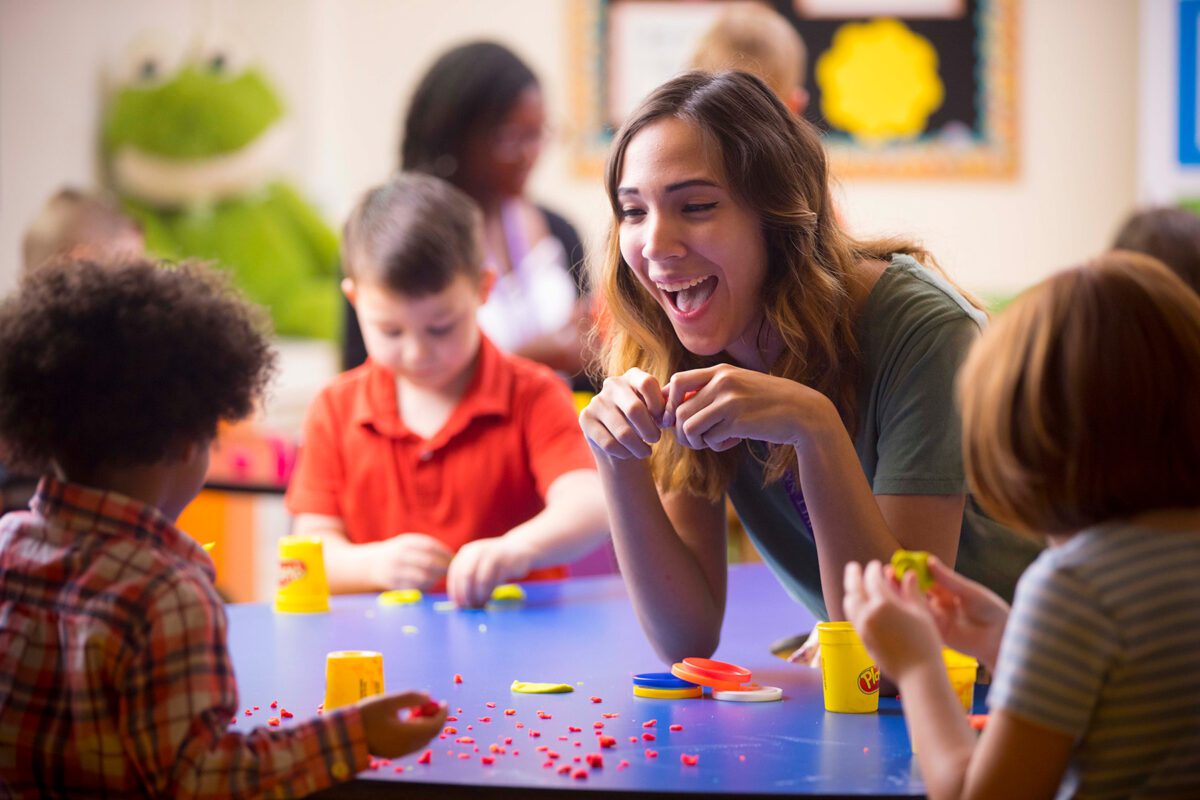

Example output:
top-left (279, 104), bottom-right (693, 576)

top-left (0, 478), bottom-right (370, 798)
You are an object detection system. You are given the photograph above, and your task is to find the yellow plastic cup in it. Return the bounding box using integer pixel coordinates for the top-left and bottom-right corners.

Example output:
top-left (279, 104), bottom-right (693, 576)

top-left (943, 648), bottom-right (978, 712)
top-left (274, 535), bottom-right (330, 614)
top-left (324, 650), bottom-right (385, 710)
top-left (817, 622), bottom-right (880, 714)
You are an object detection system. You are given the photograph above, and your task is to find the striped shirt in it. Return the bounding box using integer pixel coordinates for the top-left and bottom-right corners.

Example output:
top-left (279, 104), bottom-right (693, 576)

top-left (0, 477), bottom-right (369, 798)
top-left (989, 522), bottom-right (1200, 799)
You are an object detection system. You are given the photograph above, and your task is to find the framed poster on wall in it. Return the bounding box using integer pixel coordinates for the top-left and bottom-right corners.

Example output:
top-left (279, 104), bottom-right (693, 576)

top-left (568, 0), bottom-right (1019, 179)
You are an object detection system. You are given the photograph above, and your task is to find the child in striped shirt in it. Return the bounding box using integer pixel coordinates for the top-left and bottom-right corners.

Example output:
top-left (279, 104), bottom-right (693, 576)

top-left (843, 251), bottom-right (1200, 799)
top-left (0, 260), bottom-right (446, 798)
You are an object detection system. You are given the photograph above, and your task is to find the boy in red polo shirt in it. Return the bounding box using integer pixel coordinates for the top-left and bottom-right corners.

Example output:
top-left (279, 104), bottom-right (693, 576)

top-left (286, 172), bottom-right (608, 608)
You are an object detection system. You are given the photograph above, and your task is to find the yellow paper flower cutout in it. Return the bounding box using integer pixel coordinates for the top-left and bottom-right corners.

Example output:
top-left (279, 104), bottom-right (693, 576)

top-left (816, 18), bottom-right (944, 144)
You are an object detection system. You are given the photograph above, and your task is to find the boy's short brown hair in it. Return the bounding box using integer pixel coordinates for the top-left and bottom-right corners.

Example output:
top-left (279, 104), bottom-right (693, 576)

top-left (0, 259), bottom-right (276, 473)
top-left (341, 172), bottom-right (484, 296)
top-left (958, 251), bottom-right (1200, 536)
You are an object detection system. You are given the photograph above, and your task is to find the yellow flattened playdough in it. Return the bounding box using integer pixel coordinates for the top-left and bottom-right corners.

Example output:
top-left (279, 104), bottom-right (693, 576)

top-left (891, 549), bottom-right (933, 590)
top-left (378, 589), bottom-right (423, 606)
top-left (511, 680), bottom-right (575, 694)
top-left (491, 584), bottom-right (526, 602)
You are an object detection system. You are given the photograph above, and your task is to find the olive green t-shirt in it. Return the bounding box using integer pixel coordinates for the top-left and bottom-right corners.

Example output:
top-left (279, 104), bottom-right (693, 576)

top-left (727, 254), bottom-right (1042, 619)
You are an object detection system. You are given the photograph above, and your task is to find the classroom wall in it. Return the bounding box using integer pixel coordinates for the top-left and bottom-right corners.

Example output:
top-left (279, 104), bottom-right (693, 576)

top-left (0, 0), bottom-right (1139, 299)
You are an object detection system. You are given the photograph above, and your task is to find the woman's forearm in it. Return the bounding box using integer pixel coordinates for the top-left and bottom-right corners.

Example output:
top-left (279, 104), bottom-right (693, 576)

top-left (595, 455), bottom-right (726, 663)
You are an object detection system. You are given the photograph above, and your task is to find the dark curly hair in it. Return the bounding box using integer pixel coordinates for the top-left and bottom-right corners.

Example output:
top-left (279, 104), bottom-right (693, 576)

top-left (0, 259), bottom-right (276, 472)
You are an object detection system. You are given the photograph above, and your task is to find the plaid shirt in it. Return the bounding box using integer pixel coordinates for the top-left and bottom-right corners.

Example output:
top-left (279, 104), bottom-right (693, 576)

top-left (0, 477), bottom-right (369, 798)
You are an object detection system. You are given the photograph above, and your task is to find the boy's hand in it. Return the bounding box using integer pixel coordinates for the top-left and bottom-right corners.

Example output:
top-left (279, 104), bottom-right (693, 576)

top-left (446, 537), bottom-right (533, 608)
top-left (924, 555), bottom-right (1010, 670)
top-left (359, 691), bottom-right (446, 758)
top-left (843, 560), bottom-right (942, 682)
top-left (367, 534), bottom-right (453, 591)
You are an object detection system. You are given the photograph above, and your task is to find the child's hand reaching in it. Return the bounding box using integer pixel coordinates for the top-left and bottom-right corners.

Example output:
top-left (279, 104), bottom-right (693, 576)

top-left (359, 692), bottom-right (446, 758)
top-left (446, 537), bottom-right (533, 609)
top-left (842, 560), bottom-right (943, 682)
top-left (924, 555), bottom-right (1010, 670)
top-left (367, 534), bottom-right (454, 591)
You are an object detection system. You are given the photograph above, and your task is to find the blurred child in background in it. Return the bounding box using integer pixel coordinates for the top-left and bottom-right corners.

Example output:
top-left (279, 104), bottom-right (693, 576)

top-left (690, 1), bottom-right (809, 116)
top-left (1113, 206), bottom-right (1200, 294)
top-left (2, 188), bottom-right (147, 515)
top-left (0, 259), bottom-right (445, 797)
top-left (844, 251), bottom-right (1200, 799)
top-left (289, 172), bottom-right (608, 608)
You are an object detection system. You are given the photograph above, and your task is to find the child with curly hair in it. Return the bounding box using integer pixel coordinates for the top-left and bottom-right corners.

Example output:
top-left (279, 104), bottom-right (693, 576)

top-left (0, 260), bottom-right (445, 797)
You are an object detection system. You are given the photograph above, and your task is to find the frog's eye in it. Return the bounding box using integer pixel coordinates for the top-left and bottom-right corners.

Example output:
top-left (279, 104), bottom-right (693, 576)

top-left (114, 32), bottom-right (184, 88)
top-left (193, 34), bottom-right (249, 79)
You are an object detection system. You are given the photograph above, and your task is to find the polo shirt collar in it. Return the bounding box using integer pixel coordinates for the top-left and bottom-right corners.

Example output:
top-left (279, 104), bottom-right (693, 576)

top-left (355, 334), bottom-right (513, 447)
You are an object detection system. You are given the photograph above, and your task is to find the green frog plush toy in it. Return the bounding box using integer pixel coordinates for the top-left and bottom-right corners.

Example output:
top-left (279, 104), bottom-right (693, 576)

top-left (102, 40), bottom-right (338, 340)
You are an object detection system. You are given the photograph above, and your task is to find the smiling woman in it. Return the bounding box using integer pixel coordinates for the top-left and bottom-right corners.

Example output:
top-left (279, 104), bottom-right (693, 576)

top-left (580, 71), bottom-right (1042, 665)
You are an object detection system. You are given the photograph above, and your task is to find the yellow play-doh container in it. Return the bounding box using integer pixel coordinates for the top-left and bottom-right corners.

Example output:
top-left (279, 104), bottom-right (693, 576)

top-left (324, 650), bottom-right (385, 710)
top-left (274, 535), bottom-right (330, 614)
top-left (818, 622), bottom-right (880, 714)
top-left (943, 648), bottom-right (978, 713)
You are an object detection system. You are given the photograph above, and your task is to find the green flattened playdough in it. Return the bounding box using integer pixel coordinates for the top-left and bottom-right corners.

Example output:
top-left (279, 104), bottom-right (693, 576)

top-left (511, 681), bottom-right (574, 694)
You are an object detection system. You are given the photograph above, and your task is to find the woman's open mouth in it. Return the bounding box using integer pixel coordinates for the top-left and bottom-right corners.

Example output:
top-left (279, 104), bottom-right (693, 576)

top-left (657, 275), bottom-right (717, 316)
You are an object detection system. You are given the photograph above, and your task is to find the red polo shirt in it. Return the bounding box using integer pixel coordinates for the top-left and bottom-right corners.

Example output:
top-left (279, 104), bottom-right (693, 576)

top-left (285, 336), bottom-right (595, 578)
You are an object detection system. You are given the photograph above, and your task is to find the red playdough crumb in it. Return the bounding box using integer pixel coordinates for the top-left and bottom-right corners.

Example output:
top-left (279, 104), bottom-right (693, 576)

top-left (445, 716), bottom-right (458, 722)
top-left (547, 750), bottom-right (560, 760)
top-left (557, 764), bottom-right (571, 775)
top-left (489, 744), bottom-right (502, 753)
top-left (244, 709), bottom-right (252, 716)
top-left (642, 733), bottom-right (655, 741)
top-left (557, 736), bottom-right (568, 741)
top-left (568, 725), bottom-right (582, 732)
top-left (504, 708), bottom-right (516, 716)
top-left (968, 714), bottom-right (989, 732)
top-left (280, 709), bottom-right (294, 719)
top-left (586, 753), bottom-right (604, 768)
top-left (267, 717), bottom-right (280, 727)
top-left (590, 696), bottom-right (602, 703)
top-left (644, 749), bottom-right (658, 758)
top-left (458, 753), bottom-right (471, 760)
top-left (229, 717), bottom-right (237, 725)
top-left (572, 768), bottom-right (588, 779)
top-left (572, 755), bottom-right (581, 763)
top-left (535, 745), bottom-right (549, 752)
top-left (503, 737), bottom-right (513, 745)
top-left (573, 741), bottom-right (581, 748)
top-left (669, 724), bottom-right (683, 731)
top-left (599, 735), bottom-right (617, 748)
top-left (512, 750), bottom-right (519, 756)
top-left (628, 737), bottom-right (637, 743)
top-left (453, 674), bottom-right (463, 684)
top-left (479, 717), bottom-right (491, 723)
top-left (443, 727), bottom-right (458, 735)
top-left (543, 760), bottom-right (554, 769)
top-left (529, 730), bottom-right (541, 738)
top-left (417, 749), bottom-right (433, 765)
top-left (270, 700), bottom-right (278, 709)
top-left (467, 725), bottom-right (473, 731)
top-left (738, 754), bottom-right (746, 762)
top-left (253, 705), bottom-right (260, 710)
top-left (454, 737), bottom-right (475, 744)
top-left (394, 766), bottom-right (404, 773)
top-left (681, 753), bottom-right (699, 766)
top-left (515, 722), bottom-right (525, 729)
top-left (642, 719), bottom-right (656, 728)
top-left (593, 722), bottom-right (604, 729)
top-left (486, 702), bottom-right (496, 708)
top-left (411, 701), bottom-right (442, 718)
top-left (601, 712), bottom-right (619, 718)
top-left (617, 759), bottom-right (631, 770)
top-left (481, 756), bottom-right (495, 766)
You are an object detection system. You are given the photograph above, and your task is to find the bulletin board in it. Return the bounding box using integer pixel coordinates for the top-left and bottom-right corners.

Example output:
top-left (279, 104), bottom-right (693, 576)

top-left (568, 0), bottom-right (1019, 179)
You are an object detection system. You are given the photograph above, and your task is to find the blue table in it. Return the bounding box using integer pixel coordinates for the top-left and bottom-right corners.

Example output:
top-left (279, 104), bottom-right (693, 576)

top-left (227, 564), bottom-right (941, 797)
